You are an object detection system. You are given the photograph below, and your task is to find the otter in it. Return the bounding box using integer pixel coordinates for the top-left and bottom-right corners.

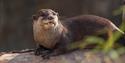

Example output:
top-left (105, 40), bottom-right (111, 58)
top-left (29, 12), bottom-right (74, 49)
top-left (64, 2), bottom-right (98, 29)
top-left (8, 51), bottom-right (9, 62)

top-left (32, 9), bottom-right (124, 58)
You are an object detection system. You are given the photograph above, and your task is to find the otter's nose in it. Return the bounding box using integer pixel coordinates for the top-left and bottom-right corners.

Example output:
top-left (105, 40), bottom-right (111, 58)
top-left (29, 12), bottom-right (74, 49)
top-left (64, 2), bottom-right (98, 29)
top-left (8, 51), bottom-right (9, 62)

top-left (41, 12), bottom-right (49, 17)
top-left (39, 11), bottom-right (54, 20)
top-left (47, 16), bottom-right (54, 20)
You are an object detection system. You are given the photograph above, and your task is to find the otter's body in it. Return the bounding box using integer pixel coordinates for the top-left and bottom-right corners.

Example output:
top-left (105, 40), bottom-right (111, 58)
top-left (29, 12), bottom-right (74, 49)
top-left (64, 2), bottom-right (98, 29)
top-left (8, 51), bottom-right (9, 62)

top-left (63, 15), bottom-right (113, 41)
top-left (33, 9), bottom-right (124, 57)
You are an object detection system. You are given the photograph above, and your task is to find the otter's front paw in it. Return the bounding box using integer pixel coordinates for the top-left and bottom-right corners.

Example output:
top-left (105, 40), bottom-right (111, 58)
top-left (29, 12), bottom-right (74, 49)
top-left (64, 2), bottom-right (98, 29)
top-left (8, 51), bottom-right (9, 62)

top-left (35, 48), bottom-right (49, 55)
top-left (34, 48), bottom-right (52, 59)
top-left (41, 50), bottom-right (61, 59)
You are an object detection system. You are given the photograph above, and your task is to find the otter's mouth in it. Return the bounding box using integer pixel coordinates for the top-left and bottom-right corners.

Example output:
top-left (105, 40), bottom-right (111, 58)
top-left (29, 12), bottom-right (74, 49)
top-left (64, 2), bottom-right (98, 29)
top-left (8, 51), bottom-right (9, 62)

top-left (43, 21), bottom-right (56, 26)
top-left (41, 21), bottom-right (57, 30)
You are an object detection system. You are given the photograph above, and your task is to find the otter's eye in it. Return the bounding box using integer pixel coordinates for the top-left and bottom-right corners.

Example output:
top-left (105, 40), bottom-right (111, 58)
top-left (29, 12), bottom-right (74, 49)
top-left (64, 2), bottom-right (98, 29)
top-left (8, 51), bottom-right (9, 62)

top-left (52, 12), bottom-right (57, 15)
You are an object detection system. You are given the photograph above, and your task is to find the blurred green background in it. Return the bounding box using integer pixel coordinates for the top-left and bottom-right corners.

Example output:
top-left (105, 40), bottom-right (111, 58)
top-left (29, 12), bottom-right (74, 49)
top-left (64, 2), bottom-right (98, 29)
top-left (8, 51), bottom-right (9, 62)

top-left (0, 0), bottom-right (124, 51)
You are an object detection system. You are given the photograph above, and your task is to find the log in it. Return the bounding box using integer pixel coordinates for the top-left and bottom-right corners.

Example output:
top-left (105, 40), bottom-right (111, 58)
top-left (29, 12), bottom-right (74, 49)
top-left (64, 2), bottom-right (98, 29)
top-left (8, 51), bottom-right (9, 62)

top-left (0, 50), bottom-right (125, 63)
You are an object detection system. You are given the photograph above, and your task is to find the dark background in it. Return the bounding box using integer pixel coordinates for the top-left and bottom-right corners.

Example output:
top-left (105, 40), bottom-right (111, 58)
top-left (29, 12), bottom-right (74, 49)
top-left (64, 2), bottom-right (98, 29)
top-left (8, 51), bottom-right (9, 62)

top-left (0, 0), bottom-right (123, 51)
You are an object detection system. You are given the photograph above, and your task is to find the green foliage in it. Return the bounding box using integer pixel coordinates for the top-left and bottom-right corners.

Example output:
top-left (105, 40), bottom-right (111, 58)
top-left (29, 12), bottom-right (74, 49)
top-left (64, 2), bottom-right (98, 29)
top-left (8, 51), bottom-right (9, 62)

top-left (103, 5), bottom-right (125, 53)
top-left (68, 5), bottom-right (125, 55)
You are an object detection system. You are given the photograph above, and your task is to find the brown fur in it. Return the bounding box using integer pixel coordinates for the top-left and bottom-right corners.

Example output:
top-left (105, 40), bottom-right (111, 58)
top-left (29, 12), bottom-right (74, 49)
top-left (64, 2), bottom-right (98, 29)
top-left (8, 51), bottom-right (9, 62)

top-left (33, 9), bottom-right (124, 57)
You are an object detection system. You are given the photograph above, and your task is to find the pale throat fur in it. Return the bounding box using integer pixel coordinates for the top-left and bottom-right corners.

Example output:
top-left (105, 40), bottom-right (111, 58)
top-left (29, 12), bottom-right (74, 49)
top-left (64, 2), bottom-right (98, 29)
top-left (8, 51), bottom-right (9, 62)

top-left (33, 16), bottom-right (64, 49)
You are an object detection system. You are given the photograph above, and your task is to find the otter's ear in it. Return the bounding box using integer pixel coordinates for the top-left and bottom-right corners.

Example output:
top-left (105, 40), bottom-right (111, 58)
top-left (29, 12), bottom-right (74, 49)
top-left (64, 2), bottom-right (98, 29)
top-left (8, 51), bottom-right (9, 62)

top-left (32, 15), bottom-right (38, 20)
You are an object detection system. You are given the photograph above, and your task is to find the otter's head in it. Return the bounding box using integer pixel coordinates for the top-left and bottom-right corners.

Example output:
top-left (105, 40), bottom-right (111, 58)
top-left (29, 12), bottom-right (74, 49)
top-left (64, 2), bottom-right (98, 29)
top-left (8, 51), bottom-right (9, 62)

top-left (33, 9), bottom-right (59, 30)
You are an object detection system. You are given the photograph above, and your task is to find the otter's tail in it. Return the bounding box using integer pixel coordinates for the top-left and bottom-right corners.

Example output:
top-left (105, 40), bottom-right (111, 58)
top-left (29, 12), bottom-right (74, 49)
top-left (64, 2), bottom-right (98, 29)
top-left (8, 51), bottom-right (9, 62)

top-left (109, 21), bottom-right (125, 34)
